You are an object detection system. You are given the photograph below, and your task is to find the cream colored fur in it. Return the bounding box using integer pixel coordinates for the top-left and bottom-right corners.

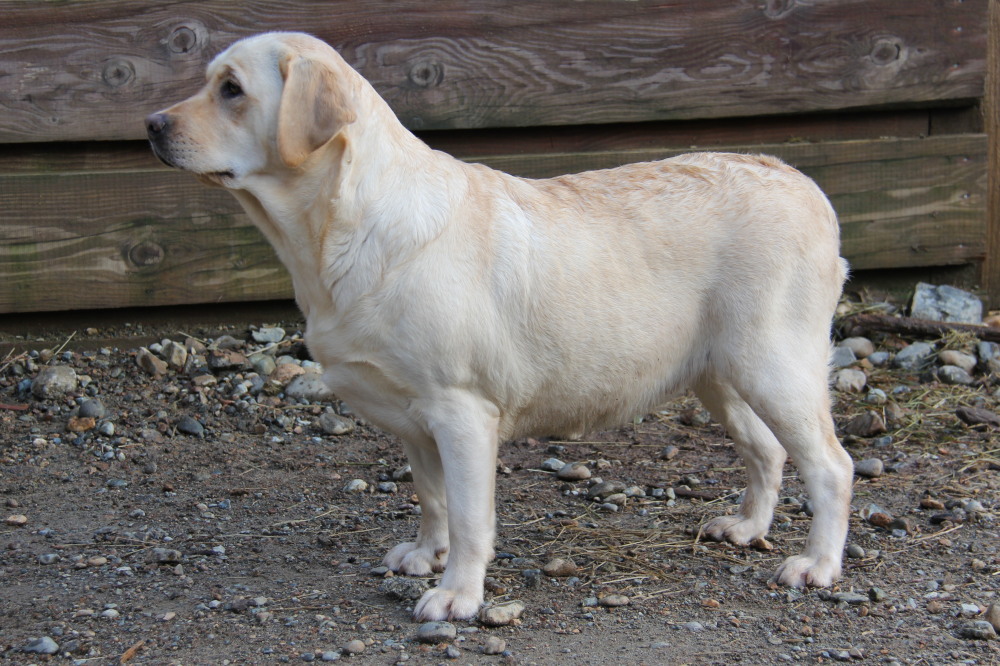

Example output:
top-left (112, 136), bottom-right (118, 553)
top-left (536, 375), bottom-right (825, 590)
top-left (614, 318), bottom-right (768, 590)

top-left (147, 32), bottom-right (854, 622)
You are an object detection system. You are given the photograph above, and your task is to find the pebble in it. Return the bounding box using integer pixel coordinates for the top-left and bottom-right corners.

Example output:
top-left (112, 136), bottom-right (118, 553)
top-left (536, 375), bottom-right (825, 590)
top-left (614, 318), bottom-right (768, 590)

top-left (320, 651), bottom-right (339, 661)
top-left (285, 372), bottom-right (332, 402)
top-left (151, 547), bottom-right (182, 563)
top-left (343, 479), bottom-right (368, 493)
top-left (176, 415), bottom-right (205, 437)
top-left (978, 341), bottom-right (1000, 373)
top-left (161, 340), bottom-right (188, 368)
top-left (6, 514), bottom-right (28, 526)
top-left (270, 362), bottom-right (306, 384)
top-left (867, 351), bottom-right (890, 366)
top-left (98, 421), bottom-right (115, 436)
top-left (136, 347), bottom-right (168, 376)
top-left (599, 594), bottom-right (630, 607)
top-left (379, 577), bottom-right (429, 600)
top-left (556, 462), bottom-right (591, 481)
top-left (38, 553), bottom-right (60, 564)
top-left (845, 544), bottom-right (865, 559)
top-left (542, 557), bottom-right (577, 577)
top-left (854, 458), bottom-right (884, 478)
top-left (248, 352), bottom-right (277, 377)
top-left (840, 336), bottom-right (875, 359)
top-left (893, 342), bottom-right (934, 370)
top-left (939, 349), bottom-right (977, 373)
top-left (681, 621), bottom-right (705, 632)
top-left (392, 465), bottom-right (413, 482)
top-left (252, 326), bottom-right (286, 344)
top-left (588, 480), bottom-right (626, 499)
top-left (479, 600), bottom-right (525, 626)
top-left (540, 457), bottom-right (565, 472)
top-left (659, 445), bottom-right (679, 460)
top-left (31, 365), bottom-right (78, 398)
top-left (959, 621), bottom-right (997, 640)
top-left (865, 388), bottom-right (887, 405)
top-left (834, 368), bottom-right (867, 392)
top-left (78, 398), bottom-right (107, 419)
top-left (955, 406), bottom-right (1000, 428)
top-left (985, 603), bottom-right (1000, 632)
top-left (830, 346), bottom-right (857, 368)
top-left (21, 636), bottom-right (59, 655)
top-left (416, 621), bottom-right (457, 643)
top-left (318, 412), bottom-right (354, 436)
top-left (376, 481), bottom-right (398, 493)
top-left (938, 365), bottom-right (974, 385)
top-left (483, 636), bottom-right (506, 655)
top-left (843, 412), bottom-right (886, 438)
top-left (337, 639), bottom-right (363, 654)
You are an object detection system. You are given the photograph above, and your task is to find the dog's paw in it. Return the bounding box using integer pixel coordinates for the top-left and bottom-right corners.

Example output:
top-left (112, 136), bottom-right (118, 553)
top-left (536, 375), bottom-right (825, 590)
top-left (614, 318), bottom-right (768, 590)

top-left (700, 514), bottom-right (767, 546)
top-left (383, 542), bottom-right (447, 576)
top-left (413, 585), bottom-right (484, 621)
top-left (772, 554), bottom-right (841, 588)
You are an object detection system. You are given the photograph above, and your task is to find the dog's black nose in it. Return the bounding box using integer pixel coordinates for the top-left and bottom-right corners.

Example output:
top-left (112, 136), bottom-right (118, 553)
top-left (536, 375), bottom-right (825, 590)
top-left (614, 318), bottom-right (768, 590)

top-left (146, 112), bottom-right (168, 137)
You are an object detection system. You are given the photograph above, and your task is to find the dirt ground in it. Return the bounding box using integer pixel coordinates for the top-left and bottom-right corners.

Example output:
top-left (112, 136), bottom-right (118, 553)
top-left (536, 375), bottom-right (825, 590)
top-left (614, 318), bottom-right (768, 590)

top-left (0, 305), bottom-right (998, 665)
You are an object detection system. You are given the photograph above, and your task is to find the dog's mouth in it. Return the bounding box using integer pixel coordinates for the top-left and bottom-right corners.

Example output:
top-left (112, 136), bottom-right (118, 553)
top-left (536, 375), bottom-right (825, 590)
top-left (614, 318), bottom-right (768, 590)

top-left (196, 171), bottom-right (236, 188)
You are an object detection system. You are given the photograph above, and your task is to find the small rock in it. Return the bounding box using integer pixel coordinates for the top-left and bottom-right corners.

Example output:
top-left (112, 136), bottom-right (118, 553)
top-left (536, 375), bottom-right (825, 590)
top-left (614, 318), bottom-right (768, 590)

top-left (910, 282), bottom-right (982, 324)
top-left (659, 445), bottom-right (679, 460)
top-left (939, 349), bottom-right (977, 373)
top-left (78, 399), bottom-right (107, 419)
top-left (270, 362), bottom-right (306, 385)
top-left (248, 353), bottom-right (277, 377)
top-left (540, 458), bottom-right (565, 472)
top-left (840, 337), bottom-right (875, 359)
top-left (893, 342), bottom-right (934, 370)
top-left (151, 548), bottom-right (182, 563)
top-left (66, 415), bottom-right (96, 432)
top-left (285, 372), bottom-right (333, 402)
top-left (868, 587), bottom-right (886, 602)
top-left (867, 351), bottom-right (891, 366)
top-left (956, 406), bottom-right (1000, 429)
top-left (542, 557), bottom-right (577, 577)
top-left (831, 592), bottom-right (870, 605)
top-left (865, 388), bottom-right (887, 405)
top-left (31, 365), bottom-right (78, 398)
top-left (206, 349), bottom-right (249, 371)
top-left (5, 514), bottom-right (28, 526)
top-left (888, 516), bottom-right (916, 534)
top-left (843, 411), bottom-right (886, 438)
top-left (98, 421), bottom-right (115, 437)
top-left (556, 462), bottom-right (591, 481)
top-left (252, 326), bottom-right (286, 344)
top-left (21, 636), bottom-right (59, 655)
top-left (379, 577), bottom-right (429, 600)
top-left (176, 416), bottom-right (204, 437)
top-left (854, 458), bottom-right (884, 478)
top-left (681, 621), bottom-right (705, 632)
top-left (985, 603), bottom-right (1000, 633)
top-left (376, 481), bottom-right (398, 493)
top-left (479, 600), bottom-right (525, 626)
top-left (959, 621), bottom-right (997, 640)
top-left (160, 340), bottom-right (188, 369)
top-left (920, 497), bottom-right (945, 510)
top-left (834, 368), bottom-right (867, 392)
top-left (416, 621), bottom-right (457, 643)
top-left (392, 465), bottom-right (413, 482)
top-left (136, 348), bottom-right (168, 376)
top-left (861, 503), bottom-right (894, 527)
top-left (343, 479), bottom-right (368, 493)
top-left (977, 341), bottom-right (1000, 374)
top-left (318, 412), bottom-right (354, 436)
top-left (483, 635), bottom-right (506, 655)
top-left (38, 553), bottom-right (60, 564)
top-left (599, 594), bottom-right (630, 607)
top-left (830, 346), bottom-right (857, 368)
top-left (938, 365), bottom-right (974, 386)
top-left (445, 645), bottom-right (461, 659)
top-left (339, 639), bottom-right (364, 655)
top-left (588, 480), bottom-right (626, 499)
top-left (845, 544), bottom-right (866, 559)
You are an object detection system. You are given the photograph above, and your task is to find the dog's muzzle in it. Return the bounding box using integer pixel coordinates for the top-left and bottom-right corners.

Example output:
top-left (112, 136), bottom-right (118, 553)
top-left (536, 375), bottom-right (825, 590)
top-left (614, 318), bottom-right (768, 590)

top-left (145, 112), bottom-right (177, 168)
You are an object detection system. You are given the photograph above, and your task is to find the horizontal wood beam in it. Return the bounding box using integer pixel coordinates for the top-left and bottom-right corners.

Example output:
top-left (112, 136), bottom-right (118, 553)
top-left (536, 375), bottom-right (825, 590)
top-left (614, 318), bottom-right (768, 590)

top-left (0, 0), bottom-right (987, 143)
top-left (0, 135), bottom-right (986, 313)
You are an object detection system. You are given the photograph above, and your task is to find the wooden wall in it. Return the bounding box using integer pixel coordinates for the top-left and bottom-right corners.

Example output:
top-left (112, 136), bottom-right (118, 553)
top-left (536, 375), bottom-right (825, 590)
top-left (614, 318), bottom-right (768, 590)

top-left (0, 0), bottom-right (995, 312)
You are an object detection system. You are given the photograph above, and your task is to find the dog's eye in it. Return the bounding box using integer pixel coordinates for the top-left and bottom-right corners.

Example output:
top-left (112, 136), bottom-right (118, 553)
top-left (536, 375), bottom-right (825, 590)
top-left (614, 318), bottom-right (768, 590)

top-left (221, 79), bottom-right (244, 100)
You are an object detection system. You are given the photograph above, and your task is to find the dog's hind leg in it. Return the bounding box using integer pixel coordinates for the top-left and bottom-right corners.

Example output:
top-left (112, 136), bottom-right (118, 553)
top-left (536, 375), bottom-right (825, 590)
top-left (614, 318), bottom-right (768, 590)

top-left (733, 357), bottom-right (853, 588)
top-left (382, 441), bottom-right (450, 576)
top-left (410, 391), bottom-right (500, 621)
top-left (695, 379), bottom-right (786, 545)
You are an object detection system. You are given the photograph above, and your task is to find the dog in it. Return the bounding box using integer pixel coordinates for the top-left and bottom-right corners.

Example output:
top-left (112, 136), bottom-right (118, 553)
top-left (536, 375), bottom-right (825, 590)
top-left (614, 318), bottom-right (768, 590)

top-left (147, 32), bottom-right (854, 622)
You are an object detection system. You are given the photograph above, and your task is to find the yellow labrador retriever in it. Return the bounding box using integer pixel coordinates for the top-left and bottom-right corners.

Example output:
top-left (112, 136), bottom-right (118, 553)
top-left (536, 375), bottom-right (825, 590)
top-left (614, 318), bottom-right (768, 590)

top-left (147, 32), bottom-right (853, 622)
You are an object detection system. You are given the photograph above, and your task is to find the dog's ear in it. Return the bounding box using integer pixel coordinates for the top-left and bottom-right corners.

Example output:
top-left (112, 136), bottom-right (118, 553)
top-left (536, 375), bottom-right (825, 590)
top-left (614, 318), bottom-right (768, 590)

top-left (277, 54), bottom-right (357, 168)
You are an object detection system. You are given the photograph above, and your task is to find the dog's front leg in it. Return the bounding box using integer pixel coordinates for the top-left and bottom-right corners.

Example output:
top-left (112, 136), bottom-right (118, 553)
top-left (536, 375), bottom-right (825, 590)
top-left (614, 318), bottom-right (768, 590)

top-left (383, 442), bottom-right (450, 575)
top-left (410, 392), bottom-right (500, 621)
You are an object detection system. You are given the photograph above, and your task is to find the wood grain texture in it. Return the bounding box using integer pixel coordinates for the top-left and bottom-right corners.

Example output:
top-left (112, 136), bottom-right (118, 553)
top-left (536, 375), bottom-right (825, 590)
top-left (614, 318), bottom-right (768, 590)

top-left (985, 0), bottom-right (1000, 307)
top-left (0, 135), bottom-right (985, 312)
top-left (0, 0), bottom-right (987, 142)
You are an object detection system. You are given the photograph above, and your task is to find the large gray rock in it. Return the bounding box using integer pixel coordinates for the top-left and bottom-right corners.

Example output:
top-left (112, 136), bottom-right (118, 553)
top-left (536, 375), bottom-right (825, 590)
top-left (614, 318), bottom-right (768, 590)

top-left (284, 371), bottom-right (333, 402)
top-left (31, 365), bottom-right (78, 399)
top-left (893, 342), bottom-right (934, 370)
top-left (910, 282), bottom-right (982, 323)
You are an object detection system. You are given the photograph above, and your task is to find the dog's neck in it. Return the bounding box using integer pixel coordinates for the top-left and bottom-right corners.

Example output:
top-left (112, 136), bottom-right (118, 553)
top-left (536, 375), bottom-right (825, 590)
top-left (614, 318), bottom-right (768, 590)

top-left (232, 101), bottom-right (465, 319)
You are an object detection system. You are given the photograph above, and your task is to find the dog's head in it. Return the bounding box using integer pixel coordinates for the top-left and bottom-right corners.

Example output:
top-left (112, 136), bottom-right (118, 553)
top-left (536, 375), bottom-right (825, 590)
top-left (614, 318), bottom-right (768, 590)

top-left (146, 32), bottom-right (358, 187)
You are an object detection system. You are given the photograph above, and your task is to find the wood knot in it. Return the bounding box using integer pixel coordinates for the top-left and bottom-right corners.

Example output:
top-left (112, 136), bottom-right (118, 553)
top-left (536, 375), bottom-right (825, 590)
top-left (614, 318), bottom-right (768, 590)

top-left (406, 60), bottom-right (444, 89)
top-left (102, 58), bottom-right (135, 89)
top-left (763, 0), bottom-right (796, 19)
top-left (167, 22), bottom-right (207, 55)
top-left (127, 241), bottom-right (165, 268)
top-left (870, 39), bottom-right (902, 66)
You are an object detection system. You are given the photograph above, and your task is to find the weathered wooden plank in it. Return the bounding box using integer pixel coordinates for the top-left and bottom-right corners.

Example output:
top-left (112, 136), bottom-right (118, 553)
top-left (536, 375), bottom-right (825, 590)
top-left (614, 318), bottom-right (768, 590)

top-left (0, 0), bottom-right (987, 143)
top-left (986, 0), bottom-right (1000, 307)
top-left (0, 135), bottom-right (985, 313)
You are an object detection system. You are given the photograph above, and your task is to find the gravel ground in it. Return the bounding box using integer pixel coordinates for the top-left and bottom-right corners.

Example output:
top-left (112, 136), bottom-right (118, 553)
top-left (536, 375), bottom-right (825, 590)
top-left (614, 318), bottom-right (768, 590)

top-left (1, 303), bottom-right (999, 665)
